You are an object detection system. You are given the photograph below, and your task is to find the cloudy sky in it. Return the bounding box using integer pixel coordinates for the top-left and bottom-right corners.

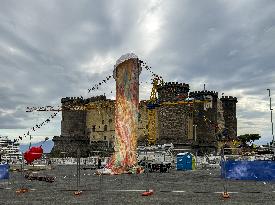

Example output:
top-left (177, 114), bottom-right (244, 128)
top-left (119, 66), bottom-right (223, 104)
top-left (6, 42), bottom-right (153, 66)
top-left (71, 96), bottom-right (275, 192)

top-left (0, 0), bottom-right (274, 145)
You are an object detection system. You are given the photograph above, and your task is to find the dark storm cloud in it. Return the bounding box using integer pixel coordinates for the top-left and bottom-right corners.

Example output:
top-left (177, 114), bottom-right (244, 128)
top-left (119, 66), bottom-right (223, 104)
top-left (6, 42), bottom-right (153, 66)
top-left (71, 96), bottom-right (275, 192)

top-left (157, 1), bottom-right (275, 95)
top-left (0, 0), bottom-right (274, 143)
top-left (0, 0), bottom-right (147, 138)
top-left (145, 0), bottom-right (275, 142)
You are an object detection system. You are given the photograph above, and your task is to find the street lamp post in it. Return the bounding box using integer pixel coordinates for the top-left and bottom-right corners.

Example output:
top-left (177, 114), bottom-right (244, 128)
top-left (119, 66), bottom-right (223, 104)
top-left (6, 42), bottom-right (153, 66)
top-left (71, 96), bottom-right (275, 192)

top-left (193, 124), bottom-right (197, 142)
top-left (267, 89), bottom-right (274, 152)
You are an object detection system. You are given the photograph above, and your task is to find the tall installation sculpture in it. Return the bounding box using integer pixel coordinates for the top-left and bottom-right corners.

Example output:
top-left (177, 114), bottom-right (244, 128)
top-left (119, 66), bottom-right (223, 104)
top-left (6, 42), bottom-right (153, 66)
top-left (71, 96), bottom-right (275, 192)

top-left (108, 53), bottom-right (142, 173)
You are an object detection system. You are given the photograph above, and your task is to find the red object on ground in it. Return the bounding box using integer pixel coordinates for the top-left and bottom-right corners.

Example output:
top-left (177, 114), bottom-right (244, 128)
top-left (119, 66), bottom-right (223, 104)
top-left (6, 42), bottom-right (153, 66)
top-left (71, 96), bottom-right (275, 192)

top-left (74, 191), bottom-right (82, 196)
top-left (16, 188), bottom-right (29, 194)
top-left (222, 192), bottom-right (230, 199)
top-left (142, 190), bottom-right (154, 196)
top-left (24, 146), bottom-right (43, 164)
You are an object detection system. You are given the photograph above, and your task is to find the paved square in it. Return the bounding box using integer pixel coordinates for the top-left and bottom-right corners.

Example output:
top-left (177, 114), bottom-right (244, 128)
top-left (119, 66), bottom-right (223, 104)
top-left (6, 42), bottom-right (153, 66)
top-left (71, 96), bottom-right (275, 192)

top-left (0, 166), bottom-right (274, 205)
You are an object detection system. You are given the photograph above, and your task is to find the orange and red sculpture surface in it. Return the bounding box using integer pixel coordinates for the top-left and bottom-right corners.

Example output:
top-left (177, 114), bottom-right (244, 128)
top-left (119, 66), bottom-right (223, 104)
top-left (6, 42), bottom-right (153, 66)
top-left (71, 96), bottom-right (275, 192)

top-left (107, 54), bottom-right (141, 174)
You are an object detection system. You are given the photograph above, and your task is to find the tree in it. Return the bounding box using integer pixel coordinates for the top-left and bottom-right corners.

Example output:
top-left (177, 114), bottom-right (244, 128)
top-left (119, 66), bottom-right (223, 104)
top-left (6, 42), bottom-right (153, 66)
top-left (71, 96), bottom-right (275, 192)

top-left (237, 134), bottom-right (261, 147)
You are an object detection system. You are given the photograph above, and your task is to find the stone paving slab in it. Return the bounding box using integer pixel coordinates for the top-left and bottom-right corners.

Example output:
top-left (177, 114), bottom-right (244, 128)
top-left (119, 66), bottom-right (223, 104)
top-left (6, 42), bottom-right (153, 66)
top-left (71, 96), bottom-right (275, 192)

top-left (0, 165), bottom-right (274, 204)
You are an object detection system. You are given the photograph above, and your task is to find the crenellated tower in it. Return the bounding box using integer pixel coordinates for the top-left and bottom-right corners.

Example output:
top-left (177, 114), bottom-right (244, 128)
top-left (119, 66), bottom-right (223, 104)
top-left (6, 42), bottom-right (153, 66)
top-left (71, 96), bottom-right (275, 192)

top-left (189, 90), bottom-right (220, 152)
top-left (220, 96), bottom-right (238, 139)
top-left (51, 95), bottom-right (107, 157)
top-left (156, 82), bottom-right (192, 145)
top-left (157, 82), bottom-right (190, 102)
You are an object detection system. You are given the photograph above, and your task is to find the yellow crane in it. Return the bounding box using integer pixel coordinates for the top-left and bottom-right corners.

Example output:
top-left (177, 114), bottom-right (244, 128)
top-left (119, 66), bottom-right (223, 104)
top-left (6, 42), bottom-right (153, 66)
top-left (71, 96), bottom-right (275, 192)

top-left (146, 77), bottom-right (163, 145)
top-left (146, 79), bottom-right (212, 145)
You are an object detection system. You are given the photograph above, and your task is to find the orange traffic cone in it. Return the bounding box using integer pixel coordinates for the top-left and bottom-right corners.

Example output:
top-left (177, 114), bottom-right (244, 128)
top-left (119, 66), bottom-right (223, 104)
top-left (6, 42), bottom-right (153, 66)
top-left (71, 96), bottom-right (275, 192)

top-left (142, 189), bottom-right (154, 196)
top-left (16, 188), bottom-right (29, 194)
top-left (222, 191), bottom-right (230, 199)
top-left (74, 191), bottom-right (82, 196)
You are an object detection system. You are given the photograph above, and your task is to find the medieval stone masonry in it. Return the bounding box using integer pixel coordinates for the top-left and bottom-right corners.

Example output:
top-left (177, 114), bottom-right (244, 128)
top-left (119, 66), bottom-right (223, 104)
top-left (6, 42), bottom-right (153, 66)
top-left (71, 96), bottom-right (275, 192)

top-left (51, 83), bottom-right (237, 157)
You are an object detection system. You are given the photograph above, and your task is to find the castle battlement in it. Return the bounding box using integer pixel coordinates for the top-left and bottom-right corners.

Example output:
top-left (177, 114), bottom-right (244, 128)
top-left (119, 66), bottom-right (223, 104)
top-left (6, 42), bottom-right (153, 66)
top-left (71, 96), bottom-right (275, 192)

top-left (61, 95), bottom-right (107, 104)
top-left (157, 82), bottom-right (190, 102)
top-left (189, 90), bottom-right (218, 98)
top-left (158, 82), bottom-right (189, 88)
top-left (220, 96), bottom-right (238, 102)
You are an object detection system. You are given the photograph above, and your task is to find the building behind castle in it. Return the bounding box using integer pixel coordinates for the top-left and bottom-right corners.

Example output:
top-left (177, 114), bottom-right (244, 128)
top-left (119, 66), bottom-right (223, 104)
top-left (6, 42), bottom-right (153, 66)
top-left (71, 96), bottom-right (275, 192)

top-left (0, 135), bottom-right (22, 163)
top-left (51, 82), bottom-right (237, 157)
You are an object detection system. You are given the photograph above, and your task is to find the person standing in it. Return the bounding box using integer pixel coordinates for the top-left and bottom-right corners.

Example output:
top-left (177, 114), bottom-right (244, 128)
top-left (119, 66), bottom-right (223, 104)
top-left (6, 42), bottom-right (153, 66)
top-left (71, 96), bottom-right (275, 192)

top-left (97, 157), bottom-right (102, 169)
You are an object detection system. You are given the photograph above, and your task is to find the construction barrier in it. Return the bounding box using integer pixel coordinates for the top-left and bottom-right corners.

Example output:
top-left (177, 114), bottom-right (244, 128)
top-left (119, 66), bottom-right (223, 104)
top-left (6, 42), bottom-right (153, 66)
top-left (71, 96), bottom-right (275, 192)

top-left (221, 160), bottom-right (275, 181)
top-left (0, 164), bottom-right (9, 180)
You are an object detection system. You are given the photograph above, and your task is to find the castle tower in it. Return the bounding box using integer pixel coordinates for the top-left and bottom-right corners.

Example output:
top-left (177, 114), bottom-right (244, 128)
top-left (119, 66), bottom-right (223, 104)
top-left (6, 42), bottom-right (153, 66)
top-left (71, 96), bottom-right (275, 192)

top-left (189, 90), bottom-right (220, 150)
top-left (60, 97), bottom-right (87, 137)
top-left (110, 54), bottom-right (142, 172)
top-left (51, 95), bottom-right (107, 157)
top-left (157, 82), bottom-right (190, 102)
top-left (157, 82), bottom-right (192, 145)
top-left (51, 97), bottom-right (89, 157)
top-left (220, 96), bottom-right (238, 139)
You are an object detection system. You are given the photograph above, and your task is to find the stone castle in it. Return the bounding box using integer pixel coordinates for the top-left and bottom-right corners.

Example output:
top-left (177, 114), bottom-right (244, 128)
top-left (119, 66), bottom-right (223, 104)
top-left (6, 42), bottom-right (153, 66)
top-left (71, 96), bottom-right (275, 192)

top-left (51, 82), bottom-right (237, 157)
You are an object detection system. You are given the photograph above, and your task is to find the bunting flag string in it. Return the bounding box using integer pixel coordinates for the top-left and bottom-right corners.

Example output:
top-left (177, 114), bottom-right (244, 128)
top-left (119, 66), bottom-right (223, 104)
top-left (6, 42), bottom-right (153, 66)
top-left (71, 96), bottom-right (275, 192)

top-left (23, 73), bottom-right (115, 143)
top-left (139, 60), bottom-right (163, 82)
top-left (26, 74), bottom-right (115, 112)
top-left (87, 75), bottom-right (113, 94)
top-left (16, 112), bottom-right (60, 143)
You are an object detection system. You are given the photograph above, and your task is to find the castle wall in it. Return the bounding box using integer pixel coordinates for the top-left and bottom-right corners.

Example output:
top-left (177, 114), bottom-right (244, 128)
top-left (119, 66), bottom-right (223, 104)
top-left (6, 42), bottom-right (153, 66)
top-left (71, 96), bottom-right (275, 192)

top-left (157, 104), bottom-right (190, 144)
top-left (187, 112), bottom-right (194, 140)
top-left (138, 101), bottom-right (150, 144)
top-left (52, 96), bottom-right (107, 157)
top-left (217, 98), bottom-right (225, 132)
top-left (52, 85), bottom-right (237, 157)
top-left (61, 110), bottom-right (86, 137)
top-left (157, 82), bottom-right (192, 145)
top-left (86, 100), bottom-right (115, 146)
top-left (189, 91), bottom-right (219, 144)
top-left (221, 96), bottom-right (238, 139)
top-left (51, 135), bottom-right (90, 157)
top-left (85, 100), bottom-right (149, 146)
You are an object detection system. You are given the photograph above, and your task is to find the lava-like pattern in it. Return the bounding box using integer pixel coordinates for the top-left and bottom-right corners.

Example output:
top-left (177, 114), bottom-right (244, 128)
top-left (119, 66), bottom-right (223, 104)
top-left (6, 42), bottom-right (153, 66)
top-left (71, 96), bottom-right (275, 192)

top-left (108, 56), bottom-right (141, 174)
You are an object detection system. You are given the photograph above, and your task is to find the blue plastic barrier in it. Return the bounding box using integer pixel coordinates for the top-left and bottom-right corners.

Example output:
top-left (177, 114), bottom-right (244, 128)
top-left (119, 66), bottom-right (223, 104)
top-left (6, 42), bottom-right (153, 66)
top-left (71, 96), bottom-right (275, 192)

top-left (221, 160), bottom-right (275, 181)
top-left (0, 164), bottom-right (9, 180)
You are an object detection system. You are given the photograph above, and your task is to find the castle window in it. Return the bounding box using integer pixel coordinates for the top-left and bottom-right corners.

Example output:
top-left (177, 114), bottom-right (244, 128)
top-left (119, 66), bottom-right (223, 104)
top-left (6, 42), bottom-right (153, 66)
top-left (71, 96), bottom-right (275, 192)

top-left (92, 125), bottom-right (96, 132)
top-left (102, 120), bottom-right (104, 124)
top-left (104, 125), bottom-right (107, 131)
top-left (104, 136), bottom-right (107, 140)
top-left (109, 119), bottom-right (112, 123)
